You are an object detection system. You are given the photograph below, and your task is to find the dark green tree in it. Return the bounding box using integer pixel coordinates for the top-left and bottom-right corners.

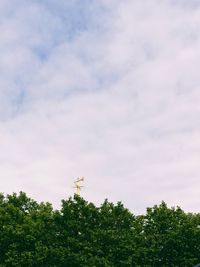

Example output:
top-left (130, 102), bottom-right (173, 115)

top-left (0, 192), bottom-right (56, 267)
top-left (136, 201), bottom-right (200, 267)
top-left (0, 192), bottom-right (200, 266)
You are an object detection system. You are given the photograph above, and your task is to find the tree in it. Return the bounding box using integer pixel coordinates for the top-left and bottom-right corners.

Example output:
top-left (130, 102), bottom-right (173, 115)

top-left (0, 192), bottom-right (56, 266)
top-left (136, 201), bottom-right (200, 266)
top-left (0, 192), bottom-right (200, 266)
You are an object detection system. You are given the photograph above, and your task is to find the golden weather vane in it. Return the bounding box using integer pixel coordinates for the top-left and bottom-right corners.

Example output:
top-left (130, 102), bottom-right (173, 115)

top-left (74, 177), bottom-right (84, 196)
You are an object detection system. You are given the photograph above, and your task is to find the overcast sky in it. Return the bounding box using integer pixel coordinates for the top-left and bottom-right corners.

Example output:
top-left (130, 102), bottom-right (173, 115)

top-left (0, 0), bottom-right (200, 213)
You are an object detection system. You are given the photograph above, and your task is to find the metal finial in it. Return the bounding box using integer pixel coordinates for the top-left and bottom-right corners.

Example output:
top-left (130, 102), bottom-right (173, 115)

top-left (74, 177), bottom-right (84, 196)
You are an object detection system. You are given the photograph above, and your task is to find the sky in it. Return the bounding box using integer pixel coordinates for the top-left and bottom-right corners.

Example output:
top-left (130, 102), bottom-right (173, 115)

top-left (0, 0), bottom-right (200, 214)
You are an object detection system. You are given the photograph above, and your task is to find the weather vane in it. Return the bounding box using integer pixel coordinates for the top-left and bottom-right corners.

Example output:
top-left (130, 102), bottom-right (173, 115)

top-left (74, 177), bottom-right (84, 196)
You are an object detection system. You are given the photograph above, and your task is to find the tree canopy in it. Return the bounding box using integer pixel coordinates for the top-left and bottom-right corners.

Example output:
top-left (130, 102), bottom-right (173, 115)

top-left (0, 192), bottom-right (199, 266)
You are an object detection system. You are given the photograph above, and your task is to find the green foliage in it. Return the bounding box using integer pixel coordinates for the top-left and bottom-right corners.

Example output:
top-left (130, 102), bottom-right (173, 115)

top-left (0, 192), bottom-right (199, 266)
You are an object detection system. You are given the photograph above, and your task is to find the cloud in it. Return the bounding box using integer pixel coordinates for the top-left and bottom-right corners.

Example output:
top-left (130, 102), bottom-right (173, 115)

top-left (0, 0), bottom-right (200, 213)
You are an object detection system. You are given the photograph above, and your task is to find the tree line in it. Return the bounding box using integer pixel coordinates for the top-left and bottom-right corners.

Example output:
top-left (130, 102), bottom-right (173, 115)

top-left (0, 192), bottom-right (199, 266)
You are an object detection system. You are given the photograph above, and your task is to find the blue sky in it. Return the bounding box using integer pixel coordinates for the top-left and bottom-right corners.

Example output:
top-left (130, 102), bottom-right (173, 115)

top-left (1, 0), bottom-right (200, 213)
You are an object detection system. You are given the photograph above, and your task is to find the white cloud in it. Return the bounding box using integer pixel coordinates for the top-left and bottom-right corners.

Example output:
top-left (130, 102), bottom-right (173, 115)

top-left (0, 0), bottom-right (200, 213)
